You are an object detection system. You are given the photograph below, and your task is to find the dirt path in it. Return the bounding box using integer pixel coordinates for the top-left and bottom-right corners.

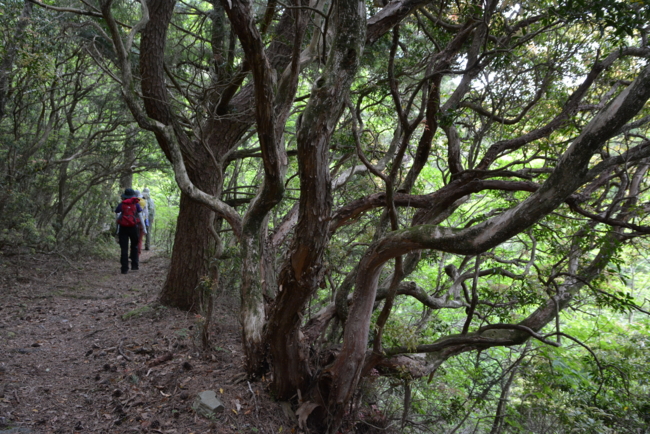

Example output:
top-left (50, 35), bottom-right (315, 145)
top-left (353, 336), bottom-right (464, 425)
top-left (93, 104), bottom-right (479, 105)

top-left (0, 250), bottom-right (290, 434)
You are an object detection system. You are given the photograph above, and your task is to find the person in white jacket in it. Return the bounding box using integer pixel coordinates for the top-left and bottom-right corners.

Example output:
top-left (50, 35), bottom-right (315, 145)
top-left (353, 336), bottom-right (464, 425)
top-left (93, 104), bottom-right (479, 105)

top-left (143, 187), bottom-right (155, 250)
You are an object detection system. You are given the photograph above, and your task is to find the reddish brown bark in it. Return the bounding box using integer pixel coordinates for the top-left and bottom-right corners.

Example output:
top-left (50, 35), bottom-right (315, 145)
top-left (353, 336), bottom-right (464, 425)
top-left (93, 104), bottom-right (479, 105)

top-left (266, 0), bottom-right (367, 402)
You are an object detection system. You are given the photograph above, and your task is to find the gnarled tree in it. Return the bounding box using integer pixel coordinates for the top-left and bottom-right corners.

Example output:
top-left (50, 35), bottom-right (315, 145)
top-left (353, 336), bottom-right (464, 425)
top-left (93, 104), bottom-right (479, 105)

top-left (40, 0), bottom-right (650, 430)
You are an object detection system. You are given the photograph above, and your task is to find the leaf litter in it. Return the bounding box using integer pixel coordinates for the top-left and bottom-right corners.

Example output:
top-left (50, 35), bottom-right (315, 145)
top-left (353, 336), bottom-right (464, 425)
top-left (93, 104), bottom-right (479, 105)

top-left (0, 251), bottom-right (294, 433)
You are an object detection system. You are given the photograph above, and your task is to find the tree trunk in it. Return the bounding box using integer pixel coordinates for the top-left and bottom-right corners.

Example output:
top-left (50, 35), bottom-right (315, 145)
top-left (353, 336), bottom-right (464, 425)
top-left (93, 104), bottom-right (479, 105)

top-left (139, 0), bottom-right (222, 310)
top-left (159, 191), bottom-right (216, 310)
top-left (120, 144), bottom-right (135, 190)
top-left (240, 219), bottom-right (271, 376)
top-left (489, 361), bottom-right (520, 434)
top-left (221, 0), bottom-right (311, 376)
top-left (266, 0), bottom-right (366, 405)
top-left (140, 0), bottom-right (299, 317)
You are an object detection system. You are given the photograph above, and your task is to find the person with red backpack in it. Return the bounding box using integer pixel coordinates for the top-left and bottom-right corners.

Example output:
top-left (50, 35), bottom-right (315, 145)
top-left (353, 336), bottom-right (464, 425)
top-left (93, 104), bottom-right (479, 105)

top-left (115, 188), bottom-right (147, 274)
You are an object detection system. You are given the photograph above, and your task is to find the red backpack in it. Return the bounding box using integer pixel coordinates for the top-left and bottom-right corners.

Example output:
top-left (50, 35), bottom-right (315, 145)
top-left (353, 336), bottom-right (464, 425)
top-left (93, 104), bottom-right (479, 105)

top-left (118, 198), bottom-right (139, 227)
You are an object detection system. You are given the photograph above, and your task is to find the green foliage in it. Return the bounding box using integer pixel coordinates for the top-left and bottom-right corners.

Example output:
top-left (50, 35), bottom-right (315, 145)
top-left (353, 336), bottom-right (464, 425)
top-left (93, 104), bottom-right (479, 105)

top-left (0, 3), bottom-right (169, 256)
top-left (504, 317), bottom-right (650, 433)
top-left (121, 305), bottom-right (153, 320)
top-left (0, 189), bottom-right (50, 251)
top-left (552, 0), bottom-right (650, 38)
top-left (133, 170), bottom-right (180, 255)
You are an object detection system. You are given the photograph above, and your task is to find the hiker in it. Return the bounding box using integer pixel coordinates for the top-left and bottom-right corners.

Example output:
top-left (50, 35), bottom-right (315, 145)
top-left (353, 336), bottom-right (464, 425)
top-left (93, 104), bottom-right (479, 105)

top-left (115, 188), bottom-right (146, 274)
top-left (143, 187), bottom-right (155, 250)
top-left (135, 190), bottom-right (147, 255)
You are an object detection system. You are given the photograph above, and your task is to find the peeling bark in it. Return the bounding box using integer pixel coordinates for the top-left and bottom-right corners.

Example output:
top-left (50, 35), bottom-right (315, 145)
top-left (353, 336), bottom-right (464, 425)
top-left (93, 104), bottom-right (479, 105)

top-left (266, 0), bottom-right (367, 403)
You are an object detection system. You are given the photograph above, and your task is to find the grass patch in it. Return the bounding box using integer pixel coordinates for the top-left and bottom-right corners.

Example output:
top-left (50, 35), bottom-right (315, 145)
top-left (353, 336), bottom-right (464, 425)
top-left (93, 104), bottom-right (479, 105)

top-left (175, 328), bottom-right (190, 339)
top-left (121, 305), bottom-right (153, 320)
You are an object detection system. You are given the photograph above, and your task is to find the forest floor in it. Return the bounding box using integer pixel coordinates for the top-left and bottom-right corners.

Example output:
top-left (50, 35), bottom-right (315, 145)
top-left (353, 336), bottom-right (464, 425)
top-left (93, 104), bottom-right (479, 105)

top-left (0, 248), bottom-right (295, 434)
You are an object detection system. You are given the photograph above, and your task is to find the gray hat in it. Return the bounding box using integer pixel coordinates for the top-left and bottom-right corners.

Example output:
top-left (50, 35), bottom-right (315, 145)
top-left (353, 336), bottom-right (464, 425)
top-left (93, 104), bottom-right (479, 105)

top-left (121, 188), bottom-right (136, 199)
